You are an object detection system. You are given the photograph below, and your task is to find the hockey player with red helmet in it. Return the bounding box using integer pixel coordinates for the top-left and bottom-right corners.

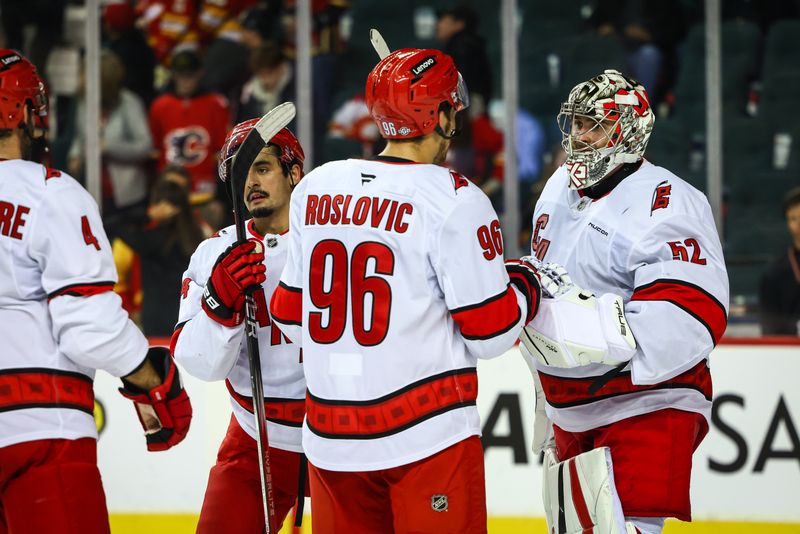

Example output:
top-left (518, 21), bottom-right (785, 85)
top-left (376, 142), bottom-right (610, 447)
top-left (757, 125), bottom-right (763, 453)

top-left (171, 119), bottom-right (309, 532)
top-left (270, 47), bottom-right (544, 532)
top-left (0, 50), bottom-right (191, 534)
top-left (520, 70), bottom-right (729, 534)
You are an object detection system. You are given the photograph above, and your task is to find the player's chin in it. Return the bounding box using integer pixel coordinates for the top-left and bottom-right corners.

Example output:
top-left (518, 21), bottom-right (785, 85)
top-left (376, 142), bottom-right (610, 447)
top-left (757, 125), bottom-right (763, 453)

top-left (250, 206), bottom-right (275, 218)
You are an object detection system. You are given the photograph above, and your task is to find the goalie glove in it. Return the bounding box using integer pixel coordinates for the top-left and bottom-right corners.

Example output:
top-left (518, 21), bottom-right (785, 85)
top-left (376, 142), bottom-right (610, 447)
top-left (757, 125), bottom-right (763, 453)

top-left (202, 240), bottom-right (266, 327)
top-left (119, 347), bottom-right (192, 452)
top-left (520, 285), bottom-right (637, 368)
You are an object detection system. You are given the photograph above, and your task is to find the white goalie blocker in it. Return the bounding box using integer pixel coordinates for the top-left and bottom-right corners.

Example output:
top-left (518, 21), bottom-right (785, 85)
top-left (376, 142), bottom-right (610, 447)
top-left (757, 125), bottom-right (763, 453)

top-left (520, 286), bottom-right (637, 369)
top-left (542, 447), bottom-right (638, 534)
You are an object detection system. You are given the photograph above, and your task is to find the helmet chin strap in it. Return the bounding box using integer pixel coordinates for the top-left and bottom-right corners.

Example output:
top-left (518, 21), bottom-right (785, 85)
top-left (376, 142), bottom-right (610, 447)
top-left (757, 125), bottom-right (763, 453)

top-left (434, 109), bottom-right (463, 140)
top-left (20, 112), bottom-right (49, 165)
top-left (434, 124), bottom-right (458, 139)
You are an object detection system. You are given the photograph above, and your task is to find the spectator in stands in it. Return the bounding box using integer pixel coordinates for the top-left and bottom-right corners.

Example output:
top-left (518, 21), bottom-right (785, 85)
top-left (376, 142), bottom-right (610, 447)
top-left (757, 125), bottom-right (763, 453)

top-left (759, 187), bottom-right (800, 336)
top-left (103, 2), bottom-right (157, 106)
top-left (149, 49), bottom-right (231, 225)
top-left (237, 43), bottom-right (296, 124)
top-left (436, 3), bottom-right (492, 113)
top-left (68, 49), bottom-right (153, 217)
top-left (587, 0), bottom-right (686, 102)
top-left (114, 174), bottom-right (205, 337)
top-left (136, 0), bottom-right (201, 65)
top-left (281, 0), bottom-right (349, 157)
top-left (197, 0), bottom-right (267, 99)
top-left (328, 93), bottom-right (380, 157)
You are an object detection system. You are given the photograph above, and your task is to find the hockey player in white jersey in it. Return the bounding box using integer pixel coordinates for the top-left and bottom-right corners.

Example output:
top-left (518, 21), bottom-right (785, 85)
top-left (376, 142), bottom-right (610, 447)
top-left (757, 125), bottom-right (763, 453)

top-left (171, 120), bottom-right (308, 533)
top-left (270, 48), bottom-right (543, 533)
top-left (520, 69), bottom-right (729, 534)
top-left (0, 50), bottom-right (192, 534)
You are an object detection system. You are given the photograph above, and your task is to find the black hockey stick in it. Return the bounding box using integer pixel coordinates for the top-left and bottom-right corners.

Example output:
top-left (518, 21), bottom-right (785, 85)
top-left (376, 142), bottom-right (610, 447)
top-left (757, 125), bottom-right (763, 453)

top-left (229, 102), bottom-right (296, 534)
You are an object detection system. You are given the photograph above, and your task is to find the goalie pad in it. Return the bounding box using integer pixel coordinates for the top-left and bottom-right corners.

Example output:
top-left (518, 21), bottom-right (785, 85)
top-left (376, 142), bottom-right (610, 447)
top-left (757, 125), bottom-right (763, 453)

top-left (519, 342), bottom-right (554, 454)
top-left (542, 447), bottom-right (637, 534)
top-left (520, 287), bottom-right (637, 368)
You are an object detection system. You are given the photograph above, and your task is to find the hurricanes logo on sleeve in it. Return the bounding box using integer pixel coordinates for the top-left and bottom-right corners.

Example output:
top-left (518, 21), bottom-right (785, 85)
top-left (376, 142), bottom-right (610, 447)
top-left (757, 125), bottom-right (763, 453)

top-left (180, 277), bottom-right (191, 299)
top-left (450, 170), bottom-right (469, 192)
top-left (650, 180), bottom-right (671, 215)
top-left (165, 127), bottom-right (211, 166)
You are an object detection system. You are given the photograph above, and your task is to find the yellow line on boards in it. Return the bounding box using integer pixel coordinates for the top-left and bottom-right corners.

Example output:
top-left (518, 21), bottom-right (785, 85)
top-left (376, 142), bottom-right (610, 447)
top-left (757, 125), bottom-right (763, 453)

top-left (108, 515), bottom-right (800, 534)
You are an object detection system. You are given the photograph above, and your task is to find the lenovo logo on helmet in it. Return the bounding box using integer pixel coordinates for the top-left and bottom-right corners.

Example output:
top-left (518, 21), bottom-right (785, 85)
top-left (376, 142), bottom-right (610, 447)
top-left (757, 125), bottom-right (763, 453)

top-left (410, 56), bottom-right (436, 77)
top-left (0, 53), bottom-right (21, 66)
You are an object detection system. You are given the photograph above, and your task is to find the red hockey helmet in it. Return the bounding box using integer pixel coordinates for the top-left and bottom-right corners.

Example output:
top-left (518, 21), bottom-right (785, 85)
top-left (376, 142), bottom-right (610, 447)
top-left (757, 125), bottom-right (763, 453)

top-left (0, 49), bottom-right (48, 130)
top-left (365, 48), bottom-right (469, 139)
top-left (218, 119), bottom-right (305, 182)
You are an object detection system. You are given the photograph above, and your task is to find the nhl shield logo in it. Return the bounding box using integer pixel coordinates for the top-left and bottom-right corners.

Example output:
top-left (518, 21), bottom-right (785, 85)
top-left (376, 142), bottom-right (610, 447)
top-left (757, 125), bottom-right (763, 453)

top-left (431, 494), bottom-right (448, 512)
top-left (265, 237), bottom-right (278, 248)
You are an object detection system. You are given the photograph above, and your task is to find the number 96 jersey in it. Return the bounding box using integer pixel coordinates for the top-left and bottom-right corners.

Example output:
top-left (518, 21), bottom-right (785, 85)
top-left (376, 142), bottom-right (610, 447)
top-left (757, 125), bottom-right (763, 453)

top-left (271, 157), bottom-right (529, 472)
top-left (529, 159), bottom-right (729, 433)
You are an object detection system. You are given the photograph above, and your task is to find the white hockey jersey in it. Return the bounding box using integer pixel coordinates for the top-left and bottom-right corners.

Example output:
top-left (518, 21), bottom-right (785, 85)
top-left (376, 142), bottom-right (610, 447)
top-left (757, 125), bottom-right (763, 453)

top-left (525, 160), bottom-right (729, 432)
top-left (172, 220), bottom-right (305, 452)
top-left (271, 157), bottom-right (529, 472)
top-left (0, 160), bottom-right (148, 448)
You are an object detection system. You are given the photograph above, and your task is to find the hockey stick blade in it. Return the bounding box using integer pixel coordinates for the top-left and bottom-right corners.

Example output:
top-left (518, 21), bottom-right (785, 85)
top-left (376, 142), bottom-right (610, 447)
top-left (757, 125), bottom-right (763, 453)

top-left (254, 101), bottom-right (296, 147)
top-left (370, 28), bottom-right (391, 59)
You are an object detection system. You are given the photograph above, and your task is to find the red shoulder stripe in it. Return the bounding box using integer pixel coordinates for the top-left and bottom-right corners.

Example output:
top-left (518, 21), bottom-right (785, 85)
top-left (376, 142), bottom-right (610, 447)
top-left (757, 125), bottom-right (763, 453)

top-left (450, 285), bottom-right (521, 340)
top-left (631, 279), bottom-right (727, 344)
top-left (169, 321), bottom-right (188, 356)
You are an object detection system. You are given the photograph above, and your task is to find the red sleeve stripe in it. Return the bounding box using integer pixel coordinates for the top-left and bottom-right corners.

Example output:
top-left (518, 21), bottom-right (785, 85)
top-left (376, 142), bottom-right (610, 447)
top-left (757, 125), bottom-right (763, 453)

top-left (169, 321), bottom-right (188, 356)
top-left (270, 282), bottom-right (303, 326)
top-left (450, 285), bottom-right (522, 340)
top-left (48, 281), bottom-right (115, 300)
top-left (630, 279), bottom-right (727, 345)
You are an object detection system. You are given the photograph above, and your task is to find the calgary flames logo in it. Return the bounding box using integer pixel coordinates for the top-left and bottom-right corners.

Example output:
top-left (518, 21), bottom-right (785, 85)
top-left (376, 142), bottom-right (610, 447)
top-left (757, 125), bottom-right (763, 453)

top-left (165, 127), bottom-right (210, 166)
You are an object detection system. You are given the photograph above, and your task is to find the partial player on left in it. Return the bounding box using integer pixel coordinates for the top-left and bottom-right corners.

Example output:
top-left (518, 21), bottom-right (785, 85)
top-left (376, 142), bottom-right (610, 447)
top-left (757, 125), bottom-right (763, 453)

top-left (0, 51), bottom-right (191, 534)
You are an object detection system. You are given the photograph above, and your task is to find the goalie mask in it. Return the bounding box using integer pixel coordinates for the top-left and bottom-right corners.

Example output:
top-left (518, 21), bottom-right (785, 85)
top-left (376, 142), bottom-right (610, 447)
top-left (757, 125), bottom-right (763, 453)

top-left (557, 69), bottom-right (654, 190)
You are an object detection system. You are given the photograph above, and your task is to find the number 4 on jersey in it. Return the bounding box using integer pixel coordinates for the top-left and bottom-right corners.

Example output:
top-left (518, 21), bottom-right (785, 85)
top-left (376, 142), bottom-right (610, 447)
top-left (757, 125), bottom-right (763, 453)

top-left (81, 216), bottom-right (101, 250)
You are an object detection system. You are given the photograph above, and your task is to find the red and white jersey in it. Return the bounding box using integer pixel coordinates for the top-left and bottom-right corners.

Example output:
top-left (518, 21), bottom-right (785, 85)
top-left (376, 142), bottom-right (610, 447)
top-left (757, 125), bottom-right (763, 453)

top-left (528, 160), bottom-right (729, 432)
top-left (0, 160), bottom-right (148, 448)
top-left (172, 220), bottom-right (305, 452)
top-left (271, 157), bottom-right (529, 472)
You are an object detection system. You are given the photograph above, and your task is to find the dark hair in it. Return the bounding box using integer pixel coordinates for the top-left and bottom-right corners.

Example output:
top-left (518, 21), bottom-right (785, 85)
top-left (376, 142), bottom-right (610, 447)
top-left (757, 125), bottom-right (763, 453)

top-left (249, 43), bottom-right (286, 73)
top-left (150, 179), bottom-right (205, 257)
top-left (437, 4), bottom-right (479, 33)
top-left (784, 187), bottom-right (800, 215)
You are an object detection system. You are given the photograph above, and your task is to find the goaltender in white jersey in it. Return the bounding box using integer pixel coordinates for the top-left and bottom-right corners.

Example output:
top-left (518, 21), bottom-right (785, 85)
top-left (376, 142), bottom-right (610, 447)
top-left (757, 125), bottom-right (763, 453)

top-left (522, 70), bottom-right (728, 534)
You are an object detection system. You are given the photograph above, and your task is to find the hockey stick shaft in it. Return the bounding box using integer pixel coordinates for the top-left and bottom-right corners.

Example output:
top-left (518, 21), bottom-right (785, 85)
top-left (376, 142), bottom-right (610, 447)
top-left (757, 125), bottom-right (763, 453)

top-left (229, 102), bottom-right (296, 533)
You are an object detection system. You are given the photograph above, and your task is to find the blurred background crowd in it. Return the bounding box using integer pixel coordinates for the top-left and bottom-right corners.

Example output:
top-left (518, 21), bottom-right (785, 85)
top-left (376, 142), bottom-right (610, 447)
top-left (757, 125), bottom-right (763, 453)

top-left (2, 0), bottom-right (798, 338)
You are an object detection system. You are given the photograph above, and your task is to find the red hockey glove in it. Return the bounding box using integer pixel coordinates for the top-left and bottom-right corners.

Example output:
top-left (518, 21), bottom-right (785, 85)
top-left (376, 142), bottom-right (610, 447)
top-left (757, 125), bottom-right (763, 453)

top-left (202, 240), bottom-right (266, 327)
top-left (505, 257), bottom-right (543, 324)
top-left (119, 347), bottom-right (192, 452)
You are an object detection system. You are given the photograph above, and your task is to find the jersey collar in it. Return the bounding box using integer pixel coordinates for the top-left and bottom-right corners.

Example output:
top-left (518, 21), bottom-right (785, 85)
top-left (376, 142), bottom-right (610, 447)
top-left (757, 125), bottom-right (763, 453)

top-left (578, 160), bottom-right (643, 200)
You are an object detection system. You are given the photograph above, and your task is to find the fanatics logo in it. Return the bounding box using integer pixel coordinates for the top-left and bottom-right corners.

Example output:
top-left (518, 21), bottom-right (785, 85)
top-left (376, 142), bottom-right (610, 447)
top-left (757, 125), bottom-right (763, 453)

top-left (431, 494), bottom-right (448, 512)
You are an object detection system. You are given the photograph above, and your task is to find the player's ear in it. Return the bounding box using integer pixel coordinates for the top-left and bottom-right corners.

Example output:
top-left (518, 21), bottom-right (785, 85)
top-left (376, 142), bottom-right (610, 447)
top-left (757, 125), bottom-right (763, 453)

top-left (438, 106), bottom-right (457, 138)
top-left (287, 163), bottom-right (302, 188)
